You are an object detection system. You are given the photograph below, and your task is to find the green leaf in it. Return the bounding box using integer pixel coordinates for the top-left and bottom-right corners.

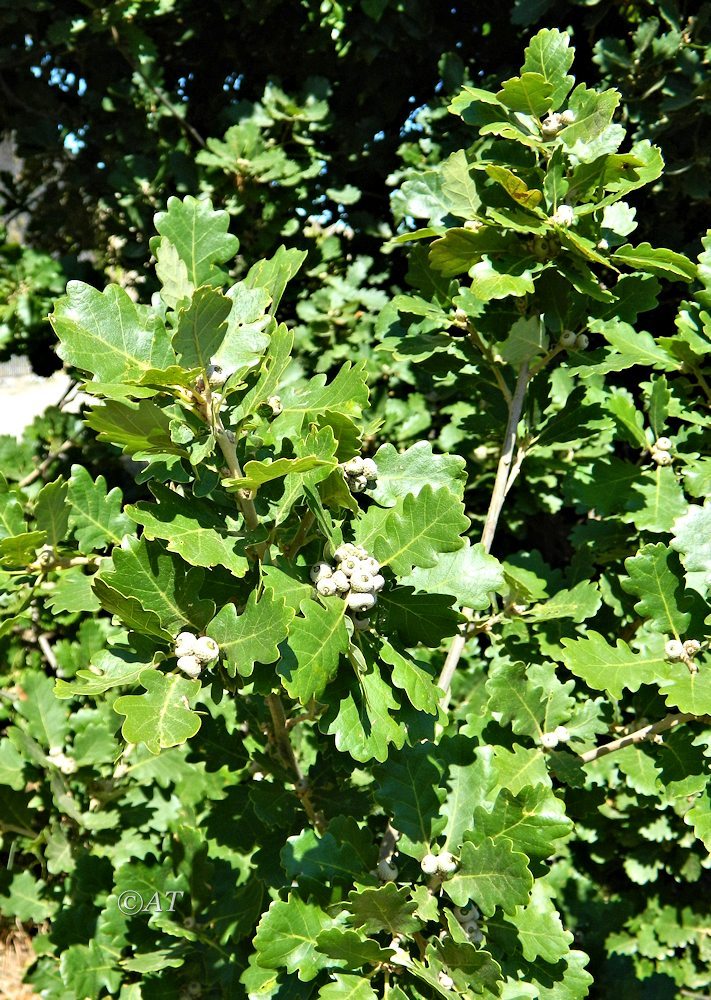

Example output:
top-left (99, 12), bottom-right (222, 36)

top-left (485, 166), bottom-right (543, 212)
top-left (658, 665), bottom-right (711, 716)
top-left (440, 149), bottom-right (482, 220)
top-left (153, 195), bottom-right (239, 288)
top-left (318, 974), bottom-right (378, 999)
top-left (621, 543), bottom-right (691, 636)
top-left (611, 243), bottom-right (696, 282)
top-left (315, 928), bottom-right (394, 969)
top-left (67, 465), bottom-right (132, 553)
top-left (504, 882), bottom-right (573, 963)
top-left (377, 587), bottom-right (462, 647)
top-left (560, 631), bottom-right (667, 699)
top-left (497, 73), bottom-right (553, 116)
top-left (14, 671), bottom-right (68, 749)
top-left (486, 661), bottom-right (548, 739)
top-left (347, 884), bottom-right (422, 936)
top-left (472, 785), bottom-right (572, 860)
top-left (444, 837), bottom-right (533, 915)
top-left (0, 870), bottom-right (56, 923)
top-left (400, 541), bottom-right (504, 611)
top-left (86, 398), bottom-right (184, 459)
top-left (428, 227), bottom-right (515, 277)
top-left (113, 669), bottom-right (202, 753)
top-left (373, 744), bottom-right (446, 856)
top-left (171, 285), bottom-right (231, 369)
top-left (524, 581), bottom-right (602, 623)
top-left (55, 641), bottom-right (156, 698)
top-left (45, 566), bottom-right (100, 614)
top-left (59, 941), bottom-right (123, 997)
top-left (50, 281), bottom-right (174, 383)
top-left (278, 597), bottom-right (349, 703)
top-left (208, 589), bottom-right (294, 678)
top-left (0, 495), bottom-right (26, 538)
top-left (34, 477), bottom-right (69, 547)
top-left (626, 467), bottom-right (687, 535)
top-left (0, 530), bottom-right (45, 567)
top-left (522, 28), bottom-right (574, 108)
top-left (94, 536), bottom-right (214, 636)
top-left (380, 642), bottom-right (442, 715)
top-left (224, 455), bottom-right (336, 492)
top-left (155, 237), bottom-right (192, 310)
top-left (369, 442), bottom-right (466, 508)
top-left (499, 316), bottom-right (548, 366)
top-left (470, 257), bottom-right (536, 300)
top-left (0, 739), bottom-right (25, 789)
top-left (244, 245), bottom-right (307, 313)
top-left (671, 500), bottom-right (711, 596)
top-left (126, 484), bottom-right (250, 578)
top-left (358, 486), bottom-right (468, 575)
top-left (559, 84), bottom-right (620, 147)
top-left (321, 661), bottom-right (406, 763)
top-left (253, 894), bottom-right (336, 982)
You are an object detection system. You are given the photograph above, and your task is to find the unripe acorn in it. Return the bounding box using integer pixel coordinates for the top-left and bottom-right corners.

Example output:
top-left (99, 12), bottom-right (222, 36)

top-left (316, 577), bottom-right (338, 597)
top-left (559, 330), bottom-right (577, 348)
top-left (575, 333), bottom-right (589, 350)
top-left (541, 731), bottom-right (559, 749)
top-left (453, 903), bottom-right (480, 923)
top-left (350, 572), bottom-right (374, 593)
top-left (175, 631), bottom-right (198, 657)
top-left (377, 859), bottom-right (398, 882)
top-left (665, 638), bottom-right (684, 662)
top-left (371, 574), bottom-right (385, 593)
top-left (438, 972), bottom-right (454, 990)
top-left (554, 725), bottom-right (571, 743)
top-left (362, 458), bottom-right (378, 481)
top-left (652, 449), bottom-right (673, 466)
top-left (541, 113), bottom-right (561, 139)
top-left (310, 561), bottom-right (333, 582)
top-left (560, 109), bottom-right (576, 125)
top-left (684, 639), bottom-right (701, 658)
top-left (347, 591), bottom-right (377, 613)
top-left (420, 853), bottom-right (439, 875)
top-left (177, 654), bottom-right (202, 678)
top-left (344, 456), bottom-right (365, 476)
top-left (552, 205), bottom-right (575, 227)
top-left (654, 436), bottom-right (672, 452)
top-left (465, 923), bottom-right (484, 944)
top-left (331, 569), bottom-right (350, 592)
top-left (194, 636), bottom-right (220, 664)
top-left (437, 851), bottom-right (458, 876)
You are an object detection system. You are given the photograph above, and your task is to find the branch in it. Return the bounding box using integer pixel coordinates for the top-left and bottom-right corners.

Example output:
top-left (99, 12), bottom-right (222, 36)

top-left (265, 693), bottom-right (326, 833)
top-left (579, 712), bottom-right (699, 764)
top-left (438, 363), bottom-right (529, 698)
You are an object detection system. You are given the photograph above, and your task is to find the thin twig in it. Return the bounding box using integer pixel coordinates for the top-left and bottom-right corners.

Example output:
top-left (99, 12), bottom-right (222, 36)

top-left (110, 26), bottom-right (206, 149)
top-left (265, 693), bottom-right (325, 833)
top-left (437, 363), bottom-right (529, 700)
top-left (580, 713), bottom-right (697, 763)
top-left (18, 438), bottom-right (74, 489)
top-left (37, 634), bottom-right (58, 671)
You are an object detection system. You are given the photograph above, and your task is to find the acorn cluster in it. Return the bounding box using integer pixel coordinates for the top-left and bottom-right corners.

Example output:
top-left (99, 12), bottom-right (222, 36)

top-left (651, 436), bottom-right (673, 466)
top-left (665, 638), bottom-right (701, 665)
top-left (174, 632), bottom-right (220, 678)
top-left (340, 455), bottom-right (378, 493)
top-left (541, 109), bottom-right (576, 139)
top-left (452, 902), bottom-right (483, 944)
top-left (420, 850), bottom-right (458, 879)
top-left (311, 543), bottom-right (384, 615)
top-left (540, 725), bottom-right (571, 750)
top-left (559, 330), bottom-right (589, 351)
